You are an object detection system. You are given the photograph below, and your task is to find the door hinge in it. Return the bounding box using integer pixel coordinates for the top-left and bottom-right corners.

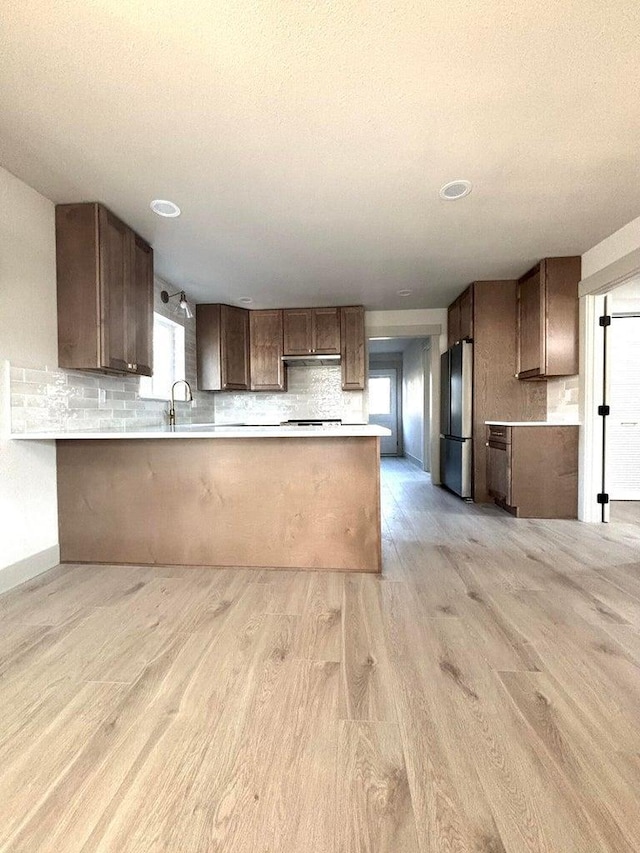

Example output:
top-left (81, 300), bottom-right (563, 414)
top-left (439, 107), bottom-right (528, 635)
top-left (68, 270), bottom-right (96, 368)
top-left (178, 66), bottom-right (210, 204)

top-left (598, 405), bottom-right (610, 416)
top-left (599, 315), bottom-right (612, 327)
top-left (597, 493), bottom-right (610, 505)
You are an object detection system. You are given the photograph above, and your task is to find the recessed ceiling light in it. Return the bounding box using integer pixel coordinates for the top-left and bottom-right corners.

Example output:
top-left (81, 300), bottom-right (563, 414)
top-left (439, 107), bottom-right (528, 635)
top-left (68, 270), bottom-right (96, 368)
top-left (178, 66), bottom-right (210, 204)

top-left (238, 297), bottom-right (253, 304)
top-left (397, 289), bottom-right (412, 297)
top-left (439, 180), bottom-right (472, 200)
top-left (150, 199), bottom-right (181, 218)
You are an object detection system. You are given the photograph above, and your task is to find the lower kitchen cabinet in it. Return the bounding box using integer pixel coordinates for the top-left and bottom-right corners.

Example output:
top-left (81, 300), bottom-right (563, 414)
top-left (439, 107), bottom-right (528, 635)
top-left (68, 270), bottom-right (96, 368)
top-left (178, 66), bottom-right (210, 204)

top-left (486, 423), bottom-right (578, 518)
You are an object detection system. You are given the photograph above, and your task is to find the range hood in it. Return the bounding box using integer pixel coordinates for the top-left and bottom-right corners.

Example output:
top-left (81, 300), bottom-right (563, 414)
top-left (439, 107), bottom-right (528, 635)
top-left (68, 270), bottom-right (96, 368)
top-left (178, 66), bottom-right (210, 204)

top-left (281, 354), bottom-right (341, 367)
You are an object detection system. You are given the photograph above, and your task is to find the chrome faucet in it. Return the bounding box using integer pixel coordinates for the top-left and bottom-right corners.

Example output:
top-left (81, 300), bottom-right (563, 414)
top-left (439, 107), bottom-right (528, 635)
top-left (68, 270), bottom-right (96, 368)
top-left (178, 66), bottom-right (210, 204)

top-left (168, 380), bottom-right (193, 427)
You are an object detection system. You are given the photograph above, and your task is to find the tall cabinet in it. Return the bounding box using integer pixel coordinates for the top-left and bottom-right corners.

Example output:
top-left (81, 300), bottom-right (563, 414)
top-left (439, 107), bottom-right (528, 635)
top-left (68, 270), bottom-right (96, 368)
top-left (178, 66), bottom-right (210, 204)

top-left (447, 281), bottom-right (547, 503)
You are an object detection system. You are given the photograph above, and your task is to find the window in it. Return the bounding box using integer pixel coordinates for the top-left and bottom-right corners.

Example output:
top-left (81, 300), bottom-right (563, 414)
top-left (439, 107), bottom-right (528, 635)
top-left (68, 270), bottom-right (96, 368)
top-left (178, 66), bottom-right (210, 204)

top-left (139, 313), bottom-right (187, 400)
top-left (369, 376), bottom-right (392, 415)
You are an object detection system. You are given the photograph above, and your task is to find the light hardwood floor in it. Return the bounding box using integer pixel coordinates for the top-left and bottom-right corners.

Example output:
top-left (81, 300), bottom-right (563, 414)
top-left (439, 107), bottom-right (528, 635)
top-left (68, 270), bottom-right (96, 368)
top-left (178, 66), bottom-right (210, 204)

top-left (1, 458), bottom-right (640, 852)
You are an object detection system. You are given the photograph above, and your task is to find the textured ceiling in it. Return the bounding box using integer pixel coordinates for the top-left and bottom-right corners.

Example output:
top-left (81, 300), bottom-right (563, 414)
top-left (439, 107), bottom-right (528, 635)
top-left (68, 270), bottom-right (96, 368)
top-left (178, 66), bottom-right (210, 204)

top-left (1, 1), bottom-right (640, 309)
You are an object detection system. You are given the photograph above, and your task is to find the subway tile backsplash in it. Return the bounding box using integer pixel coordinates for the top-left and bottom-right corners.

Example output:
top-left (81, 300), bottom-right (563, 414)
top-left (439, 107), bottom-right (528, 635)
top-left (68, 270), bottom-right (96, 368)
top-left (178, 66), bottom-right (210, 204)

top-left (546, 375), bottom-right (580, 423)
top-left (10, 362), bottom-right (366, 433)
top-left (9, 364), bottom-right (214, 433)
top-left (214, 365), bottom-right (367, 425)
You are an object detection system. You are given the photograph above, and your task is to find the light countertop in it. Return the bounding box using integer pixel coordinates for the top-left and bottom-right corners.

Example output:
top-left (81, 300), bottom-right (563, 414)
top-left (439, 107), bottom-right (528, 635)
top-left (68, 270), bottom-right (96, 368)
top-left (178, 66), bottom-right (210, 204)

top-left (11, 423), bottom-right (391, 440)
top-left (485, 421), bottom-right (580, 427)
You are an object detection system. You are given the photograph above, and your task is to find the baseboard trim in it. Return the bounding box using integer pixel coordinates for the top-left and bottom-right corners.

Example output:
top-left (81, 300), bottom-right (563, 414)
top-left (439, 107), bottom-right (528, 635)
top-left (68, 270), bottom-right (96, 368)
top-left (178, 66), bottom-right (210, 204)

top-left (0, 544), bottom-right (60, 595)
top-left (404, 452), bottom-right (424, 469)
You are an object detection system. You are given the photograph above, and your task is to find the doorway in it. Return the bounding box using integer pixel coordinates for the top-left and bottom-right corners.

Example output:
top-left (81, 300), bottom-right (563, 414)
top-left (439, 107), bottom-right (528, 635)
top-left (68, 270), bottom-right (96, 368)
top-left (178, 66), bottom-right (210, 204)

top-left (368, 336), bottom-right (432, 469)
top-left (581, 275), bottom-right (640, 523)
top-left (603, 288), bottom-right (640, 521)
top-left (369, 368), bottom-right (400, 455)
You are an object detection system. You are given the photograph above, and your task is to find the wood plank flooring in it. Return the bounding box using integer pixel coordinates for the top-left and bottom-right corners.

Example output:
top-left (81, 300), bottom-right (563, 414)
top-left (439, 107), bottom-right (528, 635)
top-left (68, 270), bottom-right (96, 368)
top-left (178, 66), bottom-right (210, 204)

top-left (1, 458), bottom-right (640, 852)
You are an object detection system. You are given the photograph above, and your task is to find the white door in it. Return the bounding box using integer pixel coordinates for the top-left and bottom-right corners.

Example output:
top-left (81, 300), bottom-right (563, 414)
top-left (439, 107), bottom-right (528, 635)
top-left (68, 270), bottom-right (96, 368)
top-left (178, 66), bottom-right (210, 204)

top-left (606, 315), bottom-right (640, 500)
top-left (369, 368), bottom-right (400, 456)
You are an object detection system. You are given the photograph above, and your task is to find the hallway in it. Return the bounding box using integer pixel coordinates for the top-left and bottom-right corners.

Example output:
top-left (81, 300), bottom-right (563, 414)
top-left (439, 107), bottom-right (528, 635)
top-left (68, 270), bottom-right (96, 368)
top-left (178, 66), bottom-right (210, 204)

top-left (0, 460), bottom-right (639, 851)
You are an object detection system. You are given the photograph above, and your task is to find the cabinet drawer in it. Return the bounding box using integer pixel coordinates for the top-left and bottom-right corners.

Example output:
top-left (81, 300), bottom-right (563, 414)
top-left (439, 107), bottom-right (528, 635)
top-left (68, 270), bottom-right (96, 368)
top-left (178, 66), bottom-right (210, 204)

top-left (487, 425), bottom-right (511, 444)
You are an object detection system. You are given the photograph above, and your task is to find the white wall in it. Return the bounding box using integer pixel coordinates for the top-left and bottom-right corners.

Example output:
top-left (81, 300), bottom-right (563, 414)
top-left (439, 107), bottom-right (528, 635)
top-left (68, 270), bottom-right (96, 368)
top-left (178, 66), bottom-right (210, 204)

top-left (582, 215), bottom-right (640, 279)
top-left (0, 167), bottom-right (59, 590)
top-left (402, 339), bottom-right (425, 466)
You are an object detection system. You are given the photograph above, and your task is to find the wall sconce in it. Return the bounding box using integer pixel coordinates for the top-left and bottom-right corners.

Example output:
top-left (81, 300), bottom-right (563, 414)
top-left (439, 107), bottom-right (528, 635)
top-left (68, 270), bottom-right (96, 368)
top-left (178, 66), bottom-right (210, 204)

top-left (160, 289), bottom-right (194, 319)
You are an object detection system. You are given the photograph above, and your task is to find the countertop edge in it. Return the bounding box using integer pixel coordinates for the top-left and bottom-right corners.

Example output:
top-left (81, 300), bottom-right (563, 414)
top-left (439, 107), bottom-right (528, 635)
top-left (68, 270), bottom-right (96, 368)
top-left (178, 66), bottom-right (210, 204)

top-left (485, 421), bottom-right (581, 427)
top-left (10, 425), bottom-right (392, 440)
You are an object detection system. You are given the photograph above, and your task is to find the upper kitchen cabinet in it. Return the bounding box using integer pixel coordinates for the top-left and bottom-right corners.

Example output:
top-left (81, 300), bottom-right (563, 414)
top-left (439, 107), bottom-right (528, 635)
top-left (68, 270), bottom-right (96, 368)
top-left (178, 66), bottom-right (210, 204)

top-left (196, 304), bottom-right (251, 391)
top-left (340, 306), bottom-right (366, 391)
top-left (56, 203), bottom-right (154, 375)
top-left (283, 307), bottom-right (340, 355)
top-left (249, 309), bottom-right (287, 391)
top-left (447, 286), bottom-right (473, 347)
top-left (516, 256), bottom-right (580, 379)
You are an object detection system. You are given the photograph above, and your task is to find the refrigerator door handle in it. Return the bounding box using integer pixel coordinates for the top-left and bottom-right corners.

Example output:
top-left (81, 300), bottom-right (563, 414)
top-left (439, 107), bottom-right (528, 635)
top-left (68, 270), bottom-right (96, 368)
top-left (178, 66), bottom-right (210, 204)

top-left (461, 341), bottom-right (473, 439)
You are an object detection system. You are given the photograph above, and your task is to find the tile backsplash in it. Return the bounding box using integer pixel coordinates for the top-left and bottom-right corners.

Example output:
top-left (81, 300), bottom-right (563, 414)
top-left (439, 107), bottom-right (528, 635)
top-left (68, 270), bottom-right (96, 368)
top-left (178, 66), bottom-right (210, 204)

top-left (9, 363), bottom-right (366, 433)
top-left (214, 365), bottom-right (367, 424)
top-left (546, 375), bottom-right (580, 422)
top-left (9, 364), bottom-right (216, 433)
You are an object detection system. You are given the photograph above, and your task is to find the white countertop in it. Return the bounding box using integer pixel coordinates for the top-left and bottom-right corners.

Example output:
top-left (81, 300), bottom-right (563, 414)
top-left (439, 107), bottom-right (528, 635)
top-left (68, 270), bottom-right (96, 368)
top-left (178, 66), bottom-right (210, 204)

top-left (485, 421), bottom-right (580, 427)
top-left (10, 423), bottom-right (391, 440)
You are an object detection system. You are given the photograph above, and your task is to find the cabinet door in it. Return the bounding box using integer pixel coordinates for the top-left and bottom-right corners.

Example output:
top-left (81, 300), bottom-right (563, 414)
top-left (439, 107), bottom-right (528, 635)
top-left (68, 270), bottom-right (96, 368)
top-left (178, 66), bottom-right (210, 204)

top-left (250, 310), bottom-right (286, 391)
top-left (313, 308), bottom-right (340, 354)
top-left (447, 299), bottom-right (461, 348)
top-left (283, 309), bottom-right (313, 354)
top-left (128, 234), bottom-right (154, 376)
top-left (340, 306), bottom-right (365, 391)
top-left (487, 441), bottom-right (511, 503)
top-left (458, 286), bottom-right (473, 340)
top-left (221, 305), bottom-right (250, 390)
top-left (98, 206), bottom-right (129, 372)
top-left (517, 265), bottom-right (543, 377)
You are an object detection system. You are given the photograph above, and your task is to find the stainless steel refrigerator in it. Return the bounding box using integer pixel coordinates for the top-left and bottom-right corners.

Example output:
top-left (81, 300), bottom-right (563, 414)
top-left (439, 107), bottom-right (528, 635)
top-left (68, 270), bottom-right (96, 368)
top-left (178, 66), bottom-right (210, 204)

top-left (440, 340), bottom-right (473, 498)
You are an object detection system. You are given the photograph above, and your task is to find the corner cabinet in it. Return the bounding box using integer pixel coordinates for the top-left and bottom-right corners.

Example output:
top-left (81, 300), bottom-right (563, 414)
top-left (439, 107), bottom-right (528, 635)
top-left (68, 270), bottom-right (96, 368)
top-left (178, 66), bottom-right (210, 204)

top-left (196, 304), bottom-right (251, 391)
top-left (56, 203), bottom-right (153, 375)
top-left (249, 309), bottom-right (287, 391)
top-left (517, 256), bottom-right (580, 379)
top-left (340, 306), bottom-right (366, 390)
top-left (283, 307), bottom-right (340, 355)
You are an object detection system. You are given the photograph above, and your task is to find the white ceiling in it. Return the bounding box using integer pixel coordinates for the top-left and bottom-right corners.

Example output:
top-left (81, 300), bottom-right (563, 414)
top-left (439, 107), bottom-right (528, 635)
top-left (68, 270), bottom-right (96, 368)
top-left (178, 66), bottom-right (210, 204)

top-left (2, 1), bottom-right (640, 310)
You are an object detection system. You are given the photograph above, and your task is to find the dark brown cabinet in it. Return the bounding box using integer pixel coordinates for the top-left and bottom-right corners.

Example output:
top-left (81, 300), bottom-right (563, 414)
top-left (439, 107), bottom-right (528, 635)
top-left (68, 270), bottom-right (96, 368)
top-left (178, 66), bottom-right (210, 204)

top-left (446, 281), bottom-right (547, 503)
top-left (196, 304), bottom-right (251, 391)
top-left (517, 257), bottom-right (580, 379)
top-left (486, 425), bottom-right (512, 505)
top-left (249, 309), bottom-right (286, 391)
top-left (486, 423), bottom-right (578, 518)
top-left (447, 286), bottom-right (473, 347)
top-left (56, 202), bottom-right (154, 375)
top-left (128, 233), bottom-right (154, 376)
top-left (340, 306), bottom-right (366, 391)
top-left (283, 307), bottom-right (340, 355)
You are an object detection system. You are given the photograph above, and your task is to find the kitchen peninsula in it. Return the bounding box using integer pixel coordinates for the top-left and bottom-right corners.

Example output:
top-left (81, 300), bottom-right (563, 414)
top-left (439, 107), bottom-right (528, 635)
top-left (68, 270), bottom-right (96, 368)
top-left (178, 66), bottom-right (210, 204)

top-left (16, 425), bottom-right (388, 573)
